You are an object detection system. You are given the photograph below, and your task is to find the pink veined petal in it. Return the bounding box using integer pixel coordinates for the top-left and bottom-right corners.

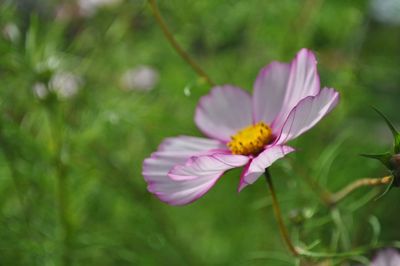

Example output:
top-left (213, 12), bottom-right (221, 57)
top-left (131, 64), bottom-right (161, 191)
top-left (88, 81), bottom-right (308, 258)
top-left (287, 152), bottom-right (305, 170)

top-left (275, 87), bottom-right (339, 145)
top-left (238, 145), bottom-right (295, 192)
top-left (371, 249), bottom-right (400, 266)
top-left (195, 85), bottom-right (253, 142)
top-left (159, 135), bottom-right (226, 152)
top-left (142, 136), bottom-right (228, 205)
top-left (253, 61), bottom-right (291, 124)
top-left (159, 154), bottom-right (249, 205)
top-left (271, 49), bottom-right (321, 134)
top-left (169, 153), bottom-right (249, 181)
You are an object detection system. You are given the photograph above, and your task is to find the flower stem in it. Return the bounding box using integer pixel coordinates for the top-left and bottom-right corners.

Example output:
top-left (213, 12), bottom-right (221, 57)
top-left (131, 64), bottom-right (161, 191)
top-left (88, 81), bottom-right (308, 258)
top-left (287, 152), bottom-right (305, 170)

top-left (330, 176), bottom-right (392, 205)
top-left (48, 109), bottom-right (72, 266)
top-left (289, 157), bottom-right (392, 207)
top-left (264, 169), bottom-right (299, 256)
top-left (148, 0), bottom-right (215, 86)
top-left (297, 241), bottom-right (400, 259)
top-left (56, 158), bottom-right (72, 266)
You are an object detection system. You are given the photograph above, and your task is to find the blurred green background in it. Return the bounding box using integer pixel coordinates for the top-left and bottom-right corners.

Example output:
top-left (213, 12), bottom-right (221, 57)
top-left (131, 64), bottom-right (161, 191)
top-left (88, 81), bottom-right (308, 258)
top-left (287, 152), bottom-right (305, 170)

top-left (0, 0), bottom-right (400, 265)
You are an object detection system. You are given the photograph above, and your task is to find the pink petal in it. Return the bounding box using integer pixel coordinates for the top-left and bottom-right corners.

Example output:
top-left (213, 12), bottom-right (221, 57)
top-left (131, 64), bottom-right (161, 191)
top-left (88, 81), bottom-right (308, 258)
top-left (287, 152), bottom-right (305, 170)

top-left (253, 61), bottom-right (291, 124)
top-left (275, 87), bottom-right (339, 145)
top-left (372, 249), bottom-right (400, 266)
top-left (195, 85), bottom-right (253, 142)
top-left (159, 135), bottom-right (226, 153)
top-left (143, 136), bottom-right (228, 205)
top-left (271, 49), bottom-right (321, 134)
top-left (162, 154), bottom-right (248, 205)
top-left (238, 145), bottom-right (295, 192)
top-left (169, 153), bottom-right (249, 181)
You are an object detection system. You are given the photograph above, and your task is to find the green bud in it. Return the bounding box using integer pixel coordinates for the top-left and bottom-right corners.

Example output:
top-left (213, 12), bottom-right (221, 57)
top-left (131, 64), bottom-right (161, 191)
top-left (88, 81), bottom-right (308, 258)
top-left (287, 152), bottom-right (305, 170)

top-left (389, 154), bottom-right (400, 187)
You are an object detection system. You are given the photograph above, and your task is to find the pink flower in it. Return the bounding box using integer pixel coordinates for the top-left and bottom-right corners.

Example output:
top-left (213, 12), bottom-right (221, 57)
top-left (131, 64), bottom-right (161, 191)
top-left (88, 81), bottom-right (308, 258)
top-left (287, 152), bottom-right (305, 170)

top-left (142, 49), bottom-right (339, 205)
top-left (371, 249), bottom-right (400, 266)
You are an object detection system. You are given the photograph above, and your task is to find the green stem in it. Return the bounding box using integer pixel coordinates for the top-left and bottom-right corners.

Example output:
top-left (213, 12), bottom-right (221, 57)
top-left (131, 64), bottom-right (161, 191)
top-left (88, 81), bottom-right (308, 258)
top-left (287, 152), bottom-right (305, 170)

top-left (48, 110), bottom-right (72, 266)
top-left (265, 169), bottom-right (299, 256)
top-left (148, 0), bottom-right (215, 86)
top-left (331, 207), bottom-right (351, 251)
top-left (297, 247), bottom-right (363, 259)
top-left (56, 158), bottom-right (72, 266)
top-left (330, 176), bottom-right (392, 205)
top-left (290, 158), bottom-right (392, 207)
top-left (297, 241), bottom-right (400, 259)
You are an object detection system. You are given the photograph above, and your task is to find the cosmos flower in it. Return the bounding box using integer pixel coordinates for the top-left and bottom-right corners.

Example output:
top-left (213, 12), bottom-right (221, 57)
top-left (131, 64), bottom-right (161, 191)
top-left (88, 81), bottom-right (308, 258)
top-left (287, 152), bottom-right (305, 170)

top-left (371, 249), bottom-right (400, 266)
top-left (142, 49), bottom-right (339, 205)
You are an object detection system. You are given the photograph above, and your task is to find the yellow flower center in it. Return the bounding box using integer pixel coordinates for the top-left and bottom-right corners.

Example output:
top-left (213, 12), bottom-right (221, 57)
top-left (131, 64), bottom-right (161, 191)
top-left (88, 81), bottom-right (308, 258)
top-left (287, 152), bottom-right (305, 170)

top-left (227, 122), bottom-right (273, 156)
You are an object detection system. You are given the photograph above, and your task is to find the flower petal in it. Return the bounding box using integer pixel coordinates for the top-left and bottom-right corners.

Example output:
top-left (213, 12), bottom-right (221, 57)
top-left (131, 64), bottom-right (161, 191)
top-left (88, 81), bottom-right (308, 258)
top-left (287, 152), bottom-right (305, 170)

top-left (143, 136), bottom-right (227, 205)
top-left (271, 49), bottom-right (321, 133)
top-left (253, 61), bottom-right (291, 124)
top-left (159, 154), bottom-right (248, 205)
top-left (159, 135), bottom-right (226, 153)
top-left (275, 87), bottom-right (339, 145)
top-left (169, 153), bottom-right (249, 181)
top-left (195, 85), bottom-right (253, 142)
top-left (372, 249), bottom-right (400, 266)
top-left (238, 145), bottom-right (295, 192)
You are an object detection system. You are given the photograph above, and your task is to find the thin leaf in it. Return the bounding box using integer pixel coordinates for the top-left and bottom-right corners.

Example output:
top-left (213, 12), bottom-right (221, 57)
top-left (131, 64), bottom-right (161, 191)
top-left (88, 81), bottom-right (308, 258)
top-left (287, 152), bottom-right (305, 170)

top-left (372, 107), bottom-right (400, 153)
top-left (374, 175), bottom-right (394, 201)
top-left (360, 152), bottom-right (392, 169)
top-left (368, 215), bottom-right (381, 245)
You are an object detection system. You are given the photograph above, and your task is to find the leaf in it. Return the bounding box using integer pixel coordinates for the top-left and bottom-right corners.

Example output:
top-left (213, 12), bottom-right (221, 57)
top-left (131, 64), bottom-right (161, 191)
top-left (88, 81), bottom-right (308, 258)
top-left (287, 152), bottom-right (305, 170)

top-left (312, 130), bottom-right (350, 186)
top-left (368, 215), bottom-right (381, 245)
top-left (374, 175), bottom-right (395, 201)
top-left (372, 107), bottom-right (400, 153)
top-left (360, 152), bottom-right (392, 169)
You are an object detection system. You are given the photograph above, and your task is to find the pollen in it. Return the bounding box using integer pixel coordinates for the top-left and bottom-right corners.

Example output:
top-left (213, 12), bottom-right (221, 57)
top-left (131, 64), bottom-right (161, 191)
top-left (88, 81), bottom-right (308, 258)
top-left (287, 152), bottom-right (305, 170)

top-left (227, 122), bottom-right (273, 156)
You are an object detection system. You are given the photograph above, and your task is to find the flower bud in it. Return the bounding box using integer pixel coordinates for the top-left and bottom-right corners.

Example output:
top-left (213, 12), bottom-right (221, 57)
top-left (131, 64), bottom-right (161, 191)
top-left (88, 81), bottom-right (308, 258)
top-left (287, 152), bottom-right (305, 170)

top-left (390, 154), bottom-right (400, 186)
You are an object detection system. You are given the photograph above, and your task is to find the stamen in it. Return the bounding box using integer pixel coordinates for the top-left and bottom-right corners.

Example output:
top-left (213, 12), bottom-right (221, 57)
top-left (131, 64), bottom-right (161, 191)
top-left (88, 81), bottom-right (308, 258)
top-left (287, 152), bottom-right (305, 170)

top-left (227, 122), bottom-right (273, 156)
